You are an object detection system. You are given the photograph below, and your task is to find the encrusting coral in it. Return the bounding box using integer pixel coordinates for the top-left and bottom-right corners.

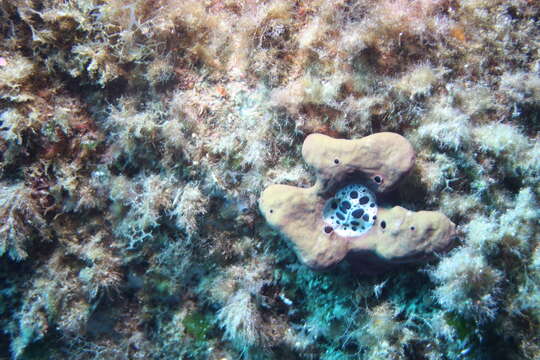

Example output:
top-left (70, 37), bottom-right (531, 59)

top-left (259, 132), bottom-right (456, 270)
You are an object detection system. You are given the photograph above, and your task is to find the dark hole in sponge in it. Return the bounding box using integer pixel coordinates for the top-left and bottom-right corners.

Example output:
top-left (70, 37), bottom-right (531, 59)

top-left (350, 191), bottom-right (358, 198)
top-left (359, 196), bottom-right (369, 205)
top-left (324, 226), bottom-right (333, 234)
top-left (352, 209), bottom-right (364, 218)
top-left (381, 220), bottom-right (386, 229)
top-left (362, 214), bottom-right (369, 221)
top-left (340, 201), bottom-right (351, 211)
top-left (336, 212), bottom-right (345, 220)
top-left (374, 175), bottom-right (382, 183)
top-left (334, 159), bottom-right (339, 164)
top-left (410, 226), bottom-right (415, 231)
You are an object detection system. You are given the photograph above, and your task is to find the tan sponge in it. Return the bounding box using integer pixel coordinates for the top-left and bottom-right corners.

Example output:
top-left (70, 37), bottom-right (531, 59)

top-left (259, 133), bottom-right (456, 270)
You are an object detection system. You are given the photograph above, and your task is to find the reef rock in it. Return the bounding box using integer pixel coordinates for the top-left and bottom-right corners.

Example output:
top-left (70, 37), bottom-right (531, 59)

top-left (259, 132), bottom-right (456, 271)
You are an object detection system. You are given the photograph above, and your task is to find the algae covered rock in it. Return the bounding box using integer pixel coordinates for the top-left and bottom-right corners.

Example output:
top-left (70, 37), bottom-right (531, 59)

top-left (259, 132), bottom-right (456, 270)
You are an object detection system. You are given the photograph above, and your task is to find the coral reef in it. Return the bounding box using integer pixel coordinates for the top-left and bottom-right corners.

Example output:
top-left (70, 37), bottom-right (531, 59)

top-left (0, 0), bottom-right (538, 359)
top-left (260, 133), bottom-right (456, 269)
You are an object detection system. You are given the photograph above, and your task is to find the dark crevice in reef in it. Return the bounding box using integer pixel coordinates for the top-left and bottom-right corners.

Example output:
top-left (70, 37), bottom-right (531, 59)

top-left (502, 172), bottom-right (524, 194)
top-left (0, 258), bottom-right (35, 358)
top-left (57, 65), bottom-right (130, 115)
top-left (516, 102), bottom-right (540, 136)
top-left (17, 328), bottom-right (65, 360)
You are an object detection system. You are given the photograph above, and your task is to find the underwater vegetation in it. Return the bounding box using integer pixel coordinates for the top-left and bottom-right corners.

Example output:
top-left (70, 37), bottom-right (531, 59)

top-left (0, 0), bottom-right (539, 359)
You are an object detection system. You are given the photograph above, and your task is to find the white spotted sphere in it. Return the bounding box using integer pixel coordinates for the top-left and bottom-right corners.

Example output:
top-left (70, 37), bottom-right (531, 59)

top-left (322, 183), bottom-right (377, 237)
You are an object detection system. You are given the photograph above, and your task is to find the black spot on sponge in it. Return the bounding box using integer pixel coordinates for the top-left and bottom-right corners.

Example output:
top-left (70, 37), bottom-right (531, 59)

top-left (350, 191), bottom-right (358, 199)
top-left (340, 201), bottom-right (351, 212)
top-left (362, 214), bottom-right (369, 221)
top-left (324, 226), bottom-right (333, 233)
top-left (359, 196), bottom-right (369, 205)
top-left (352, 209), bottom-right (364, 218)
top-left (336, 212), bottom-right (345, 221)
top-left (331, 201), bottom-right (338, 209)
top-left (381, 221), bottom-right (386, 229)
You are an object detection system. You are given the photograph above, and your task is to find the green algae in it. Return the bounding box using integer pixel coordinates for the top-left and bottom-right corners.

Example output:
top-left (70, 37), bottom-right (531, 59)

top-left (183, 311), bottom-right (214, 342)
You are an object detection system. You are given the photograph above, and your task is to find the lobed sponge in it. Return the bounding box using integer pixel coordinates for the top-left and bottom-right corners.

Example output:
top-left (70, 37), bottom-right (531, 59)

top-left (259, 132), bottom-right (456, 271)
